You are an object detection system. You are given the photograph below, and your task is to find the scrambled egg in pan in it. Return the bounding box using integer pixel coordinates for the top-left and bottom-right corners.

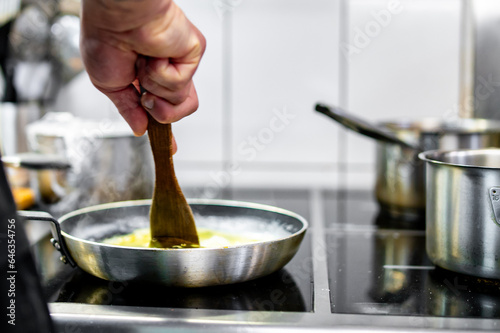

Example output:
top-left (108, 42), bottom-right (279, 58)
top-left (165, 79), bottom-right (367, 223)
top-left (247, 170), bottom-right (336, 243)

top-left (102, 228), bottom-right (262, 248)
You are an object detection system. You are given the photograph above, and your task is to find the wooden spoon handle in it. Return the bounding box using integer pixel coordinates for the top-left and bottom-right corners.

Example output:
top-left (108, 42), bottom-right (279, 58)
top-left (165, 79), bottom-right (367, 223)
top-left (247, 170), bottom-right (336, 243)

top-left (147, 113), bottom-right (199, 246)
top-left (147, 114), bottom-right (176, 186)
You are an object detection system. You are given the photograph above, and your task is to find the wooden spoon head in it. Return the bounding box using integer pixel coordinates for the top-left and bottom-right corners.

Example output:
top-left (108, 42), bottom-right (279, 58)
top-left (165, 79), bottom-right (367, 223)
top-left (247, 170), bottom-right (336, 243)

top-left (148, 195), bottom-right (199, 248)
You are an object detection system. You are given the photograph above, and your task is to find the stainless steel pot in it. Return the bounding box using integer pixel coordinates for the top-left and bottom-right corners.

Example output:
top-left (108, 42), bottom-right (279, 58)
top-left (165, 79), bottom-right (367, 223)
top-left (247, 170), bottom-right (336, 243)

top-left (376, 118), bottom-right (500, 219)
top-left (315, 104), bottom-right (500, 220)
top-left (419, 148), bottom-right (500, 279)
top-left (19, 199), bottom-right (308, 287)
top-left (24, 112), bottom-right (153, 216)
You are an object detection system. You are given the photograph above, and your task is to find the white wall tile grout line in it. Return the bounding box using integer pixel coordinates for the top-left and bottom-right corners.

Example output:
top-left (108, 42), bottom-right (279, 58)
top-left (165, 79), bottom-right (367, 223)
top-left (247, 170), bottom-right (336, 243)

top-left (338, 0), bottom-right (350, 111)
top-left (222, 9), bottom-right (234, 196)
top-left (337, 0), bottom-right (350, 217)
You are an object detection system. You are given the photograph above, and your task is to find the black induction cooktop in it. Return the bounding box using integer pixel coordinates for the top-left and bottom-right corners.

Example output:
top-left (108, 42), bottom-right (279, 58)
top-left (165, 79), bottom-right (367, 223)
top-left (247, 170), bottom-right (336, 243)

top-left (325, 191), bottom-right (500, 319)
top-left (43, 233), bottom-right (313, 312)
top-left (32, 188), bottom-right (500, 331)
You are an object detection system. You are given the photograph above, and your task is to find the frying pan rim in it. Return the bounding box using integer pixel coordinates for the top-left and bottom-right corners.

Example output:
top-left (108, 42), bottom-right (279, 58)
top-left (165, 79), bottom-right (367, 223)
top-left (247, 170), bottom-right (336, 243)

top-left (58, 198), bottom-right (309, 251)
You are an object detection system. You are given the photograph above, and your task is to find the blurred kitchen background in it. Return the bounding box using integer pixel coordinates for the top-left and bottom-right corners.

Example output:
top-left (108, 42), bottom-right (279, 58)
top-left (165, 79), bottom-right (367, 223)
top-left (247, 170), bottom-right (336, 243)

top-left (1, 0), bottom-right (499, 208)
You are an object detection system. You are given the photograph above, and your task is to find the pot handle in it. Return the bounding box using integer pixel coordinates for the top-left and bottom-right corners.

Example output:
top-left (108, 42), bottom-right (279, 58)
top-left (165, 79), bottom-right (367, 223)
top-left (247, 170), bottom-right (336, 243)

top-left (17, 210), bottom-right (77, 267)
top-left (2, 153), bottom-right (71, 170)
top-left (488, 187), bottom-right (500, 227)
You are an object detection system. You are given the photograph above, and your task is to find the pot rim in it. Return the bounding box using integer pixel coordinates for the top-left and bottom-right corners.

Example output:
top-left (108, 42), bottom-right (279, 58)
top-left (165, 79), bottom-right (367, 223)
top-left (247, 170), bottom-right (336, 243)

top-left (418, 147), bottom-right (500, 170)
top-left (26, 112), bottom-right (136, 139)
top-left (380, 118), bottom-right (500, 134)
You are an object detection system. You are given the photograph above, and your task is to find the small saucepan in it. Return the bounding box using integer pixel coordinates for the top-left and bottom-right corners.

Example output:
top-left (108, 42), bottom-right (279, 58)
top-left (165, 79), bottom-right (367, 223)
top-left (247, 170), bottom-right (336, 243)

top-left (316, 103), bottom-right (500, 220)
top-left (419, 148), bottom-right (500, 279)
top-left (19, 199), bottom-right (308, 287)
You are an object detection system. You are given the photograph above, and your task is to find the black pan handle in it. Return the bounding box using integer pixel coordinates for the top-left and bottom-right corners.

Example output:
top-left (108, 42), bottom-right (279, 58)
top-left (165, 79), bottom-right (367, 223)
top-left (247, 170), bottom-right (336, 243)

top-left (315, 103), bottom-right (422, 151)
top-left (2, 153), bottom-right (71, 170)
top-left (17, 210), bottom-right (77, 267)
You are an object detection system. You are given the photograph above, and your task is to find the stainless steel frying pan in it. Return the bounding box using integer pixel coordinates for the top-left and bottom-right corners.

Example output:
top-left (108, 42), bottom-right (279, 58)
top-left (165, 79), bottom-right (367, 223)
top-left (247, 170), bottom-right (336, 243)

top-left (20, 199), bottom-right (308, 287)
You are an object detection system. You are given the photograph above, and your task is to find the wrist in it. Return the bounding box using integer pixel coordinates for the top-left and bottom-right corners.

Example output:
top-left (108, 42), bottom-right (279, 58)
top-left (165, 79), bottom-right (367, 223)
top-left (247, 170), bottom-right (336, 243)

top-left (82, 0), bottom-right (173, 32)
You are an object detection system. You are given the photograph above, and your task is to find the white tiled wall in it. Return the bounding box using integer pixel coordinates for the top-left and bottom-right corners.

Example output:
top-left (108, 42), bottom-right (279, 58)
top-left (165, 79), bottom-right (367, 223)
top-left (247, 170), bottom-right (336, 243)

top-left (161, 0), bottom-right (226, 188)
top-left (343, 0), bottom-right (460, 188)
top-left (50, 0), bottom-right (462, 192)
top-left (230, 0), bottom-right (340, 188)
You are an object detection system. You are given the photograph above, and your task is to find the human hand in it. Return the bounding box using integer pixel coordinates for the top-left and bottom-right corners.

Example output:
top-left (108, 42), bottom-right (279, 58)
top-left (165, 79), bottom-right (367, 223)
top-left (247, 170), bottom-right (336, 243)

top-left (80, 0), bottom-right (206, 137)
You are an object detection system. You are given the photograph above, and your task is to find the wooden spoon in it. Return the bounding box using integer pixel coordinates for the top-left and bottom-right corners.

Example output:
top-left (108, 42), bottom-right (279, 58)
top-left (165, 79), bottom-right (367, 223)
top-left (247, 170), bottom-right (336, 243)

top-left (146, 112), bottom-right (199, 248)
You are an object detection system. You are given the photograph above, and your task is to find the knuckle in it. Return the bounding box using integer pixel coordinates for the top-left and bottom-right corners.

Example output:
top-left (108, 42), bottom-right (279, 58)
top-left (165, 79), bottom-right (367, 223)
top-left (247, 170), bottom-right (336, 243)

top-left (154, 111), bottom-right (174, 124)
top-left (169, 76), bottom-right (190, 91)
top-left (199, 34), bottom-right (207, 55)
top-left (190, 96), bottom-right (199, 112)
top-left (167, 94), bottom-right (184, 105)
top-left (140, 75), bottom-right (160, 93)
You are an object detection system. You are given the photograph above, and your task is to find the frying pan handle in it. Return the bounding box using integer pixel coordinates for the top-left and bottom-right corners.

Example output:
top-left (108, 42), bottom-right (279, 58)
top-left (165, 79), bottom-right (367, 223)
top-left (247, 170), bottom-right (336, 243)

top-left (17, 210), bottom-right (77, 267)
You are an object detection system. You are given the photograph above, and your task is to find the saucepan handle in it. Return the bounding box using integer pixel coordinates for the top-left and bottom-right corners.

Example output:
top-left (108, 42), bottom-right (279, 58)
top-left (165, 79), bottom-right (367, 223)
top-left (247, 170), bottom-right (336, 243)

top-left (488, 187), bottom-right (500, 227)
top-left (17, 210), bottom-right (77, 267)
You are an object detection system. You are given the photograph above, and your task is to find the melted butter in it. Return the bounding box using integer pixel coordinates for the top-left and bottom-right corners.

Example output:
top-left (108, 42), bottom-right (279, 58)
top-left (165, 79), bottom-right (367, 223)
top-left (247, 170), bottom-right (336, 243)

top-left (101, 228), bottom-right (262, 249)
